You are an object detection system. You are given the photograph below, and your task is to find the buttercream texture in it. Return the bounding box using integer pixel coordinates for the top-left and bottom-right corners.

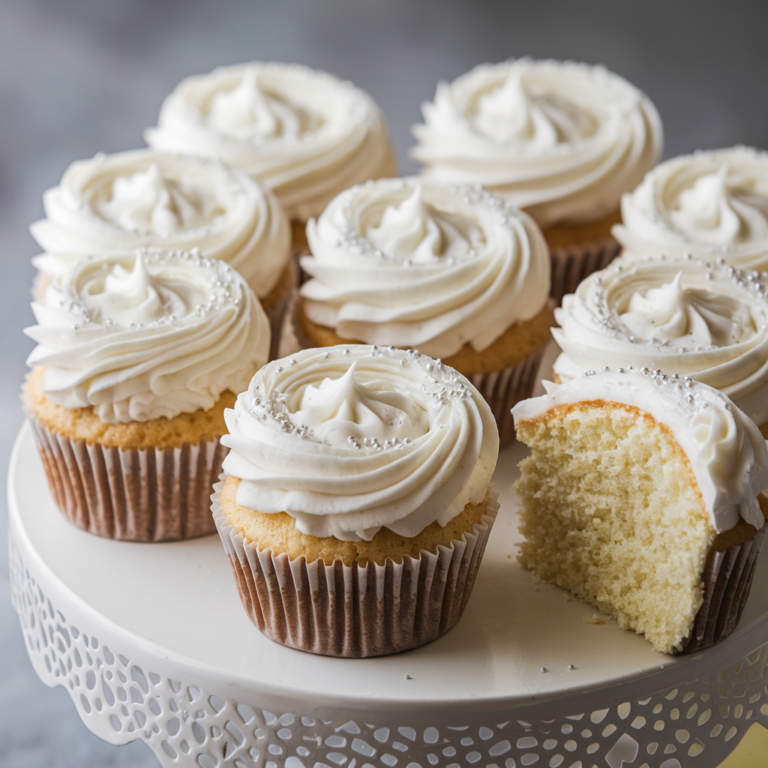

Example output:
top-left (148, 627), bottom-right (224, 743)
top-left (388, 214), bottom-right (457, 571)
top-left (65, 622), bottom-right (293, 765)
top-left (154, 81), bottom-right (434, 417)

top-left (146, 62), bottom-right (397, 221)
top-left (25, 249), bottom-right (270, 423)
top-left (615, 147), bottom-right (768, 268)
top-left (553, 256), bottom-right (768, 425)
top-left (300, 178), bottom-right (550, 358)
top-left (222, 345), bottom-right (499, 542)
top-left (412, 58), bottom-right (662, 227)
top-left (30, 149), bottom-right (290, 298)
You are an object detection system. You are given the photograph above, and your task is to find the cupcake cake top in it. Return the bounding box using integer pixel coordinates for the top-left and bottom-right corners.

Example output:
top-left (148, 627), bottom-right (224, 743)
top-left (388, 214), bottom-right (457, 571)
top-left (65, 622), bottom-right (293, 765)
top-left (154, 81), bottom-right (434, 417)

top-left (614, 147), bottom-right (768, 269)
top-left (552, 256), bottom-right (768, 425)
top-left (25, 249), bottom-right (270, 423)
top-left (30, 149), bottom-right (290, 297)
top-left (222, 345), bottom-right (499, 541)
top-left (300, 178), bottom-right (550, 357)
top-left (512, 368), bottom-right (768, 532)
top-left (411, 58), bottom-right (662, 228)
top-left (145, 62), bottom-right (398, 221)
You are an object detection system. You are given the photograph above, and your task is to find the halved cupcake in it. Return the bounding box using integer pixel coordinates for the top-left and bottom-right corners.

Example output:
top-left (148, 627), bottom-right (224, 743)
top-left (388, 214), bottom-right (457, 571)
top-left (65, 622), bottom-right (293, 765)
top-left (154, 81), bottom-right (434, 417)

top-left (512, 368), bottom-right (768, 654)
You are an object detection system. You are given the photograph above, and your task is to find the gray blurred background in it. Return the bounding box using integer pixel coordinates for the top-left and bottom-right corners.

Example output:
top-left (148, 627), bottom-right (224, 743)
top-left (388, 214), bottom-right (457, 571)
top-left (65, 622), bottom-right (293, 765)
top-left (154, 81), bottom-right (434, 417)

top-left (2, 1), bottom-right (768, 765)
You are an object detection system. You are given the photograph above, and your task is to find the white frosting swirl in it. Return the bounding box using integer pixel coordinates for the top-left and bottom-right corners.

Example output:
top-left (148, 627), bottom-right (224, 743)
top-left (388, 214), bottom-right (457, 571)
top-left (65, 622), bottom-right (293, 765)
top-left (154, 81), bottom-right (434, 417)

top-left (411, 59), bottom-right (662, 228)
top-left (145, 62), bottom-right (398, 221)
top-left (300, 178), bottom-right (550, 357)
top-left (552, 257), bottom-right (768, 425)
top-left (25, 250), bottom-right (270, 423)
top-left (512, 370), bottom-right (768, 532)
top-left (30, 150), bottom-right (290, 298)
top-left (615, 147), bottom-right (768, 268)
top-left (221, 346), bottom-right (499, 541)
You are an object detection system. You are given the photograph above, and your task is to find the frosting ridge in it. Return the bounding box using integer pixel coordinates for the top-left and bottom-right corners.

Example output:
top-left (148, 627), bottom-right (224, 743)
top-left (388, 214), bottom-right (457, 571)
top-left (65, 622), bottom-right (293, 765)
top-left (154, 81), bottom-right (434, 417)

top-left (301, 178), bottom-right (550, 357)
top-left (411, 59), bottom-right (662, 227)
top-left (221, 345), bottom-right (499, 541)
top-left (30, 149), bottom-right (290, 298)
top-left (145, 62), bottom-right (398, 221)
top-left (615, 147), bottom-right (768, 268)
top-left (25, 250), bottom-right (270, 423)
top-left (552, 257), bottom-right (768, 425)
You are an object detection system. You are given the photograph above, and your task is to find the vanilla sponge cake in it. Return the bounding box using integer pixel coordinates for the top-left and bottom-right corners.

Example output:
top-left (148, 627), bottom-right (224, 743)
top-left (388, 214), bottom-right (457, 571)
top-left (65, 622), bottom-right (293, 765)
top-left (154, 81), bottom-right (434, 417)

top-left (298, 177), bottom-right (554, 444)
top-left (23, 249), bottom-right (270, 541)
top-left (512, 369), bottom-right (768, 654)
top-left (214, 345), bottom-right (500, 656)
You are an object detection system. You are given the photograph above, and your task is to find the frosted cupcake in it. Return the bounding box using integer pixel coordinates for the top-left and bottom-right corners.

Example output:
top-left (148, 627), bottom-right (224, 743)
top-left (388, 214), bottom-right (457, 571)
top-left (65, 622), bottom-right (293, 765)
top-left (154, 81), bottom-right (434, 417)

top-left (30, 149), bottom-right (292, 359)
top-left (23, 250), bottom-right (270, 541)
top-left (552, 256), bottom-right (768, 433)
top-left (296, 177), bottom-right (554, 444)
top-left (145, 62), bottom-right (398, 254)
top-left (214, 345), bottom-right (499, 656)
top-left (411, 59), bottom-right (662, 300)
top-left (513, 369), bottom-right (768, 654)
top-left (614, 147), bottom-right (768, 270)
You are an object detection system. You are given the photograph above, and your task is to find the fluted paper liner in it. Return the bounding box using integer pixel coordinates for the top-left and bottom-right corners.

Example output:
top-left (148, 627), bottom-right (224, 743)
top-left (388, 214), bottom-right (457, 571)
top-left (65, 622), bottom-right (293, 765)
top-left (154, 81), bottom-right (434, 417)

top-left (290, 298), bottom-right (545, 448)
top-left (549, 237), bottom-right (621, 304)
top-left (262, 258), bottom-right (299, 362)
top-left (678, 521), bottom-right (767, 654)
top-left (468, 349), bottom-right (548, 449)
top-left (213, 483), bottom-right (499, 657)
top-left (29, 415), bottom-right (225, 541)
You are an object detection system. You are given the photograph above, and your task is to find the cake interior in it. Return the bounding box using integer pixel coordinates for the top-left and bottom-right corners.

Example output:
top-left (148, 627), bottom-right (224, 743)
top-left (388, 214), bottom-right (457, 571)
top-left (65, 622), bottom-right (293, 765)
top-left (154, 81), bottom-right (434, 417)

top-left (516, 401), bottom-right (714, 654)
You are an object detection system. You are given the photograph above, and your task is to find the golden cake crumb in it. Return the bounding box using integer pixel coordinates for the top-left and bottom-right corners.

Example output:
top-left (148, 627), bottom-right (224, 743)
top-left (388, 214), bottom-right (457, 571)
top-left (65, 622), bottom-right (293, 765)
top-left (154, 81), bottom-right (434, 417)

top-left (541, 208), bottom-right (622, 250)
top-left (23, 366), bottom-right (235, 449)
top-left (298, 302), bottom-right (555, 376)
top-left (221, 475), bottom-right (491, 566)
top-left (516, 402), bottom-right (718, 654)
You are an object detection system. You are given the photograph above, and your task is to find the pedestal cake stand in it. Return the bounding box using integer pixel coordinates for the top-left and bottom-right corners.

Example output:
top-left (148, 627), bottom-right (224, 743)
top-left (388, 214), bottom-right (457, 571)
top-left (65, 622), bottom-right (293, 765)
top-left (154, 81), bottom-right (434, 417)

top-left (8, 421), bottom-right (768, 768)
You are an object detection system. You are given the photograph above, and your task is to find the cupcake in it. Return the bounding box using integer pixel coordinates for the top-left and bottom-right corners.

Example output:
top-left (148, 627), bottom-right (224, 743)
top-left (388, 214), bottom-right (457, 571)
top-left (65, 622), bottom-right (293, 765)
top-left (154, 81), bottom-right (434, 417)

top-left (512, 369), bottom-right (768, 654)
top-left (30, 149), bottom-right (293, 359)
top-left (214, 345), bottom-right (500, 657)
top-left (411, 59), bottom-right (662, 300)
top-left (296, 177), bottom-right (554, 445)
top-left (614, 146), bottom-right (768, 270)
top-left (552, 255), bottom-right (768, 433)
top-left (145, 62), bottom-right (398, 255)
top-left (23, 249), bottom-right (270, 541)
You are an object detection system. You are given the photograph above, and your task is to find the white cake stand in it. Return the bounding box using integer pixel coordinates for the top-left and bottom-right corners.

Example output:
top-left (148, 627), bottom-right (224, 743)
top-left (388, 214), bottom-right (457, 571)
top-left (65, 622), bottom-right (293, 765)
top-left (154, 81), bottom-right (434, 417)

top-left (9, 420), bottom-right (768, 768)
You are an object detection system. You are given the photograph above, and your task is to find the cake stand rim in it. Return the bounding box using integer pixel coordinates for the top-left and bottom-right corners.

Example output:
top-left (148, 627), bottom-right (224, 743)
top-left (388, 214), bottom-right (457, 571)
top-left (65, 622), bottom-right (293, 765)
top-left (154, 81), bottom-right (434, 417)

top-left (9, 418), bottom-right (768, 724)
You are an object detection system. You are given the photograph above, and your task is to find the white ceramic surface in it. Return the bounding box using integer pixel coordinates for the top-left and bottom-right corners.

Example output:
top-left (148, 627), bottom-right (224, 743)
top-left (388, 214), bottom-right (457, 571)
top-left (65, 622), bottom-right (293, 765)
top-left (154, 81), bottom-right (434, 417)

top-left (10, 420), bottom-right (768, 715)
top-left (11, 420), bottom-right (768, 767)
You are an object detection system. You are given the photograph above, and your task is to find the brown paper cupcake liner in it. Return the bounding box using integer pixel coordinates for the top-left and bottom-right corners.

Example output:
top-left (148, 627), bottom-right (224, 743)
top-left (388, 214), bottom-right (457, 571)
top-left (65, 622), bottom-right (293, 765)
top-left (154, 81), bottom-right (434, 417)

top-left (29, 415), bottom-right (226, 542)
top-left (290, 297), bottom-right (546, 448)
top-left (213, 483), bottom-right (499, 657)
top-left (468, 346), bottom-right (548, 449)
top-left (261, 258), bottom-right (299, 362)
top-left (549, 237), bottom-right (621, 304)
top-left (678, 522), bottom-right (767, 654)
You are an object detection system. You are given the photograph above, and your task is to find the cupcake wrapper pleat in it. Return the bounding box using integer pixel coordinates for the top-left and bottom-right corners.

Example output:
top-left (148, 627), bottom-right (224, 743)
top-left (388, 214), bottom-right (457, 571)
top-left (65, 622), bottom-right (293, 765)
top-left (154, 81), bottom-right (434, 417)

top-left (212, 483), bottom-right (500, 657)
top-left (549, 237), bottom-right (621, 303)
top-left (469, 346), bottom-right (548, 448)
top-left (678, 523), bottom-right (767, 654)
top-left (29, 415), bottom-right (224, 541)
top-left (261, 258), bottom-right (299, 362)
